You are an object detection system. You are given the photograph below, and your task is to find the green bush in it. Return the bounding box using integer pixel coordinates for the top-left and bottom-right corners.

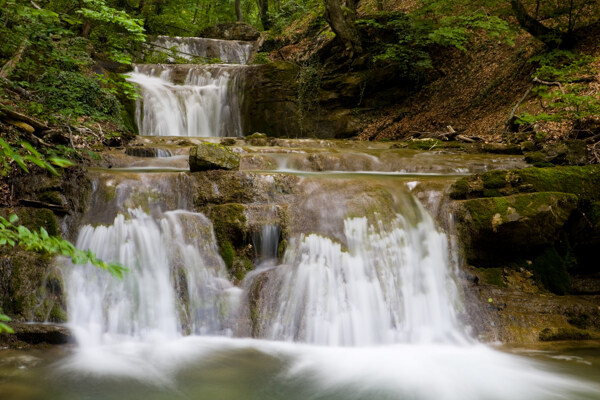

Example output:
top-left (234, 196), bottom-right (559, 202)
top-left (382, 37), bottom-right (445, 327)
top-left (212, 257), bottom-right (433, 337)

top-left (36, 71), bottom-right (121, 119)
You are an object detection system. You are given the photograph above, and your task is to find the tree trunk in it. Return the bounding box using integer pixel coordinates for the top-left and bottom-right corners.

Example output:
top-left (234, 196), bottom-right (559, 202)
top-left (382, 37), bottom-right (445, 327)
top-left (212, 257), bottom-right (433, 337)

top-left (258, 0), bottom-right (270, 30)
top-left (324, 0), bottom-right (362, 58)
top-left (235, 0), bottom-right (243, 22)
top-left (510, 0), bottom-right (560, 46)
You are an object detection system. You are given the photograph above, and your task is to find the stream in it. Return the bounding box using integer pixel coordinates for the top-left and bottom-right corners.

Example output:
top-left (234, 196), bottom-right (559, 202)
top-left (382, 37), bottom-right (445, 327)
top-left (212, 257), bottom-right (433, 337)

top-left (1, 36), bottom-right (599, 400)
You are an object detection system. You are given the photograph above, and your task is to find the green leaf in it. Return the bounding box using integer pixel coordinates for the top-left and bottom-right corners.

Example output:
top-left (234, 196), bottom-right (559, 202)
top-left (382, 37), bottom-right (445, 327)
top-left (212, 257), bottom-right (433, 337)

top-left (48, 157), bottom-right (74, 168)
top-left (9, 214), bottom-right (18, 224)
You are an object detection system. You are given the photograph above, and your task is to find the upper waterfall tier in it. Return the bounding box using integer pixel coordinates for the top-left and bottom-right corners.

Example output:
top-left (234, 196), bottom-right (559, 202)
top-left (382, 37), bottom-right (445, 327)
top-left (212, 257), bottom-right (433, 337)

top-left (152, 36), bottom-right (254, 64)
top-left (128, 64), bottom-right (245, 137)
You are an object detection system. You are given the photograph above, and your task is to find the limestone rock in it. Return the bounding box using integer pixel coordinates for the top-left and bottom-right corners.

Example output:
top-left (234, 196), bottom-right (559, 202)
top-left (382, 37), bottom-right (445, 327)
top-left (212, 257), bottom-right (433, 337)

top-left (189, 143), bottom-right (240, 172)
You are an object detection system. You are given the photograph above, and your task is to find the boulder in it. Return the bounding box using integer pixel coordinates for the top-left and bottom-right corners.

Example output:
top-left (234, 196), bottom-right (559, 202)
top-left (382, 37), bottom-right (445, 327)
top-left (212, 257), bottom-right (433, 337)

top-left (454, 192), bottom-right (578, 265)
top-left (542, 140), bottom-right (588, 166)
top-left (189, 143), bottom-right (240, 172)
top-left (199, 22), bottom-right (260, 41)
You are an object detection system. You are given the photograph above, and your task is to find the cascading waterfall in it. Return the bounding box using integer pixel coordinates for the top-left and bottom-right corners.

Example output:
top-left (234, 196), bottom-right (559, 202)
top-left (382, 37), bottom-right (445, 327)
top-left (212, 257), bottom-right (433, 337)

top-left (258, 212), bottom-right (466, 346)
top-left (152, 36), bottom-right (254, 64)
top-left (129, 64), bottom-right (245, 137)
top-left (66, 207), bottom-right (241, 346)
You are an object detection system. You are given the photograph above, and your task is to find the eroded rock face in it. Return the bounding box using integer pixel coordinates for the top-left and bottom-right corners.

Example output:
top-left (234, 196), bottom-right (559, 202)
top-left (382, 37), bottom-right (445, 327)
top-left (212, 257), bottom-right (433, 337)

top-left (199, 22), bottom-right (260, 42)
top-left (189, 143), bottom-right (240, 171)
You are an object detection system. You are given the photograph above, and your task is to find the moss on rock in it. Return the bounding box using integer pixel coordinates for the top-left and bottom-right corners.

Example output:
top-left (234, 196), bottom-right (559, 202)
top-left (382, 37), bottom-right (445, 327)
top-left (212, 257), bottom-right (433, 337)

top-left (451, 165), bottom-right (600, 201)
top-left (189, 143), bottom-right (240, 172)
top-left (455, 192), bottom-right (578, 265)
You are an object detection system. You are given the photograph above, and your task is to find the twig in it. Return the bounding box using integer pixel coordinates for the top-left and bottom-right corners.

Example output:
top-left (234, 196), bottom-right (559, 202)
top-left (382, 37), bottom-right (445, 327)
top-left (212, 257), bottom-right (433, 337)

top-left (505, 85), bottom-right (533, 131)
top-left (533, 77), bottom-right (565, 94)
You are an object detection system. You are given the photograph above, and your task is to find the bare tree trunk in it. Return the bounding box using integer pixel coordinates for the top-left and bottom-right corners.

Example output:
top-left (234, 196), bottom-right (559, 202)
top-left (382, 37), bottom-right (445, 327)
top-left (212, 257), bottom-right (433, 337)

top-left (235, 0), bottom-right (243, 22)
top-left (324, 0), bottom-right (362, 58)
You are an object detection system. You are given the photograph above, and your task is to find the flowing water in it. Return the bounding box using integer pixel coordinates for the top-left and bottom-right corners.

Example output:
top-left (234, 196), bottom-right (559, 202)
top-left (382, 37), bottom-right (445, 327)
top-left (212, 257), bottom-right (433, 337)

top-left (129, 64), bottom-right (245, 137)
top-left (2, 36), bottom-right (600, 399)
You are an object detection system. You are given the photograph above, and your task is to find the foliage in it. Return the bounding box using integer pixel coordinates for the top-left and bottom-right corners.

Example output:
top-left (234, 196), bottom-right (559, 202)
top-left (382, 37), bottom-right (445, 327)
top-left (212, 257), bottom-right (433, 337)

top-left (36, 71), bottom-right (121, 119)
top-left (0, 311), bottom-right (12, 333)
top-left (517, 50), bottom-right (600, 125)
top-left (0, 138), bottom-right (73, 177)
top-left (0, 214), bottom-right (126, 279)
top-left (357, 6), bottom-right (513, 83)
top-left (0, 138), bottom-right (125, 332)
top-left (268, 0), bottom-right (324, 34)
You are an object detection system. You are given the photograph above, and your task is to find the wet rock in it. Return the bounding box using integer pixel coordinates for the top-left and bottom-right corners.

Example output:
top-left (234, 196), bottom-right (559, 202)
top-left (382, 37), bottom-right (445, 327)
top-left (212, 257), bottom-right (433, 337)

top-left (189, 143), bottom-right (240, 172)
top-left (542, 140), bottom-right (588, 166)
top-left (480, 143), bottom-right (522, 155)
top-left (539, 327), bottom-right (592, 341)
top-left (454, 192), bottom-right (578, 265)
top-left (125, 146), bottom-right (172, 158)
top-left (0, 323), bottom-right (73, 347)
top-left (199, 22), bottom-right (260, 42)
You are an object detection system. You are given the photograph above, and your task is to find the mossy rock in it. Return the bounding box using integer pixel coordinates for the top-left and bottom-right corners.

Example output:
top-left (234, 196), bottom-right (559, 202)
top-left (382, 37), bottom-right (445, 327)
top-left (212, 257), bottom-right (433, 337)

top-left (531, 248), bottom-right (571, 295)
top-left (407, 139), bottom-right (441, 150)
top-left (539, 327), bottom-right (592, 341)
top-left (480, 143), bottom-right (522, 155)
top-left (451, 165), bottom-right (600, 201)
top-left (189, 143), bottom-right (240, 172)
top-left (455, 192), bottom-right (578, 265)
top-left (0, 207), bottom-right (59, 236)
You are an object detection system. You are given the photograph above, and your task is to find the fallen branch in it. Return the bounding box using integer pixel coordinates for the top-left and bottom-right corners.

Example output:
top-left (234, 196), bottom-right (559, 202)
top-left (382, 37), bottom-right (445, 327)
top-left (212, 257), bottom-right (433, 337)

top-left (505, 85), bottom-right (533, 131)
top-left (533, 77), bottom-right (565, 94)
top-left (0, 77), bottom-right (32, 99)
top-left (456, 134), bottom-right (484, 143)
top-left (0, 104), bottom-right (48, 131)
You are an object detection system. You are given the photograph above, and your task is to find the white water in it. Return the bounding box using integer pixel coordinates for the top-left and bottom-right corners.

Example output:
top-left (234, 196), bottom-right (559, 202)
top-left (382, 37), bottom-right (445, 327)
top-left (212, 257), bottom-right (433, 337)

top-left (57, 177), bottom-right (600, 399)
top-left (65, 208), bottom-right (240, 346)
top-left (153, 36), bottom-right (254, 64)
top-left (128, 64), bottom-right (245, 137)
top-left (260, 213), bottom-right (465, 346)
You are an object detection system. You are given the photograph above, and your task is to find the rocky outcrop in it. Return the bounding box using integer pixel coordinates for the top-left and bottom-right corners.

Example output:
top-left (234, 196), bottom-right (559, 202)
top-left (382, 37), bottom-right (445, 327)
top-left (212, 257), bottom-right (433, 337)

top-left (199, 22), bottom-right (260, 42)
top-left (189, 143), bottom-right (240, 171)
top-left (454, 192), bottom-right (578, 265)
top-left (242, 62), bottom-right (364, 138)
top-left (452, 164), bottom-right (600, 342)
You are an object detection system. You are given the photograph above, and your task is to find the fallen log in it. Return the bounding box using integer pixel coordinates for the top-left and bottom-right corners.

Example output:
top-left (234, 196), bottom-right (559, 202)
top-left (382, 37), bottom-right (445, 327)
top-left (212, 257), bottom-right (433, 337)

top-left (0, 104), bottom-right (48, 131)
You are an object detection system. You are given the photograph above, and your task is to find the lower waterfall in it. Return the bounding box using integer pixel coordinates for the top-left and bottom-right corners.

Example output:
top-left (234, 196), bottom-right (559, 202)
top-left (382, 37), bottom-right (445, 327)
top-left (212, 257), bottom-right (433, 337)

top-left (53, 173), bottom-right (600, 400)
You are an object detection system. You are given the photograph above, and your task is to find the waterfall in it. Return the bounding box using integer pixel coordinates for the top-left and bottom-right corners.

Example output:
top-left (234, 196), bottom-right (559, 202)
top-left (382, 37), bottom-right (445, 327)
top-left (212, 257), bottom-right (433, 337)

top-left (257, 211), bottom-right (466, 346)
top-left (128, 64), bottom-right (245, 137)
top-left (152, 36), bottom-right (254, 64)
top-left (65, 207), bottom-right (241, 346)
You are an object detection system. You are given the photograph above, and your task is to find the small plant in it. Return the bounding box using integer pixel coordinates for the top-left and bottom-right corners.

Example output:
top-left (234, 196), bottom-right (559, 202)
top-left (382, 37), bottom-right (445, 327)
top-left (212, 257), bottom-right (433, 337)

top-left (517, 50), bottom-right (600, 125)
